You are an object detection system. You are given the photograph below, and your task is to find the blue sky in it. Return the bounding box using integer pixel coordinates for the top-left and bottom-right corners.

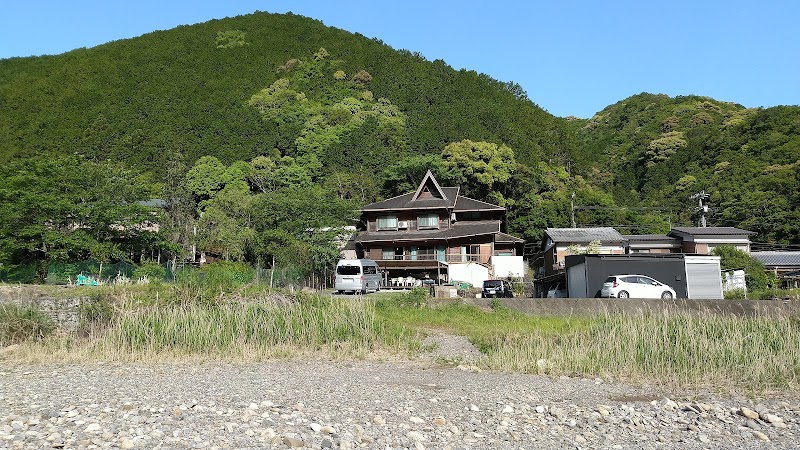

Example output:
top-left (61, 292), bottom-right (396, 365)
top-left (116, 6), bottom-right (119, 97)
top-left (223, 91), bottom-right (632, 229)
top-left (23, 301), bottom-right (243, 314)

top-left (1, 0), bottom-right (798, 118)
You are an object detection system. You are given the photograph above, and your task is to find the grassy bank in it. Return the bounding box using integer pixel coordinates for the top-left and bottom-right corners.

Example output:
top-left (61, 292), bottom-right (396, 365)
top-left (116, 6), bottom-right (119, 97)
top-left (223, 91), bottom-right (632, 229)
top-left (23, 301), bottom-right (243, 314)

top-left (1, 288), bottom-right (419, 362)
top-left (374, 296), bottom-right (800, 394)
top-left (2, 285), bottom-right (798, 394)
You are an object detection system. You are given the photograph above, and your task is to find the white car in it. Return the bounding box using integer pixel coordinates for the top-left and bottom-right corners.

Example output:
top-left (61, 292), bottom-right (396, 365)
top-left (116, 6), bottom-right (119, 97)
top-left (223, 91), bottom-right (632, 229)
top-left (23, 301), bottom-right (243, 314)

top-left (600, 275), bottom-right (676, 299)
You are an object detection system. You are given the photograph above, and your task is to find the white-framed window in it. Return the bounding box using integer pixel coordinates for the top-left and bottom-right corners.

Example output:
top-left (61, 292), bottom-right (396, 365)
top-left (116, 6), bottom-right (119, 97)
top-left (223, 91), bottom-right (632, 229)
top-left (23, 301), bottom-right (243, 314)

top-left (382, 247), bottom-right (404, 260)
top-left (377, 215), bottom-right (397, 230)
top-left (417, 213), bottom-right (439, 229)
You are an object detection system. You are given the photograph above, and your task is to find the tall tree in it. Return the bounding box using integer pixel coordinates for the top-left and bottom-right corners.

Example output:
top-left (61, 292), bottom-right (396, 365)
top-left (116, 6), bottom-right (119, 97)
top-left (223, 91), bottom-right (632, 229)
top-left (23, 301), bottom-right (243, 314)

top-left (441, 139), bottom-right (516, 203)
top-left (0, 156), bottom-right (163, 282)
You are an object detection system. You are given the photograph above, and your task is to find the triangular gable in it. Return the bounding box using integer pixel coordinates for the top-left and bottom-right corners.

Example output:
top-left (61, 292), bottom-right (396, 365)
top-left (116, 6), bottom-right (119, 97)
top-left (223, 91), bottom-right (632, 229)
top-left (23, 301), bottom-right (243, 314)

top-left (411, 170), bottom-right (448, 202)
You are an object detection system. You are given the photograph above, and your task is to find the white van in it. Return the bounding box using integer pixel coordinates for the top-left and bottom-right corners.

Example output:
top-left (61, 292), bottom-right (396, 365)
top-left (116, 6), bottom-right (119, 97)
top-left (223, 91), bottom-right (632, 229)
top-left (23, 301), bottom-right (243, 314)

top-left (334, 259), bottom-right (382, 294)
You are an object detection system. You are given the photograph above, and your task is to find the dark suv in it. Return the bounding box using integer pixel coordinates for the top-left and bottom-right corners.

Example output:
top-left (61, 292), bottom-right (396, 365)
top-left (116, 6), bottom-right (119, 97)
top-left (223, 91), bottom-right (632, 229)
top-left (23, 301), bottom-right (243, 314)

top-left (482, 279), bottom-right (514, 298)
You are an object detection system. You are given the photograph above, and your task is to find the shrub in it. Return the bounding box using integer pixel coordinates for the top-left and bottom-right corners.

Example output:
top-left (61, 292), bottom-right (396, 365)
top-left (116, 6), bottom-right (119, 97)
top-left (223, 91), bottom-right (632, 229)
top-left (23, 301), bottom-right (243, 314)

top-left (712, 246), bottom-right (777, 291)
top-left (203, 261), bottom-right (255, 288)
top-left (724, 288), bottom-right (747, 300)
top-left (406, 287), bottom-right (428, 307)
top-left (133, 261), bottom-right (166, 282)
top-left (0, 304), bottom-right (55, 345)
top-left (170, 262), bottom-right (256, 304)
top-left (79, 293), bottom-right (114, 330)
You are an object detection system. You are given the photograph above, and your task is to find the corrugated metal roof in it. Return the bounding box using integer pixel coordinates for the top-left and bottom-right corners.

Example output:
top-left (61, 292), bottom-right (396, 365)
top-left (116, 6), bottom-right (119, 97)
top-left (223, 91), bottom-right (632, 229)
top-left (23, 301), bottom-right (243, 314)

top-left (751, 252), bottom-right (800, 267)
top-left (670, 227), bottom-right (755, 236)
top-left (545, 227), bottom-right (624, 243)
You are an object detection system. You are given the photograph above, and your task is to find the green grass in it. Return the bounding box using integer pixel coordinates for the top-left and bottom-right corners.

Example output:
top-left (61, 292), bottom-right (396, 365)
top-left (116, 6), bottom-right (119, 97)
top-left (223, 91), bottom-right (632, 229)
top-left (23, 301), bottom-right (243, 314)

top-left (374, 292), bottom-right (800, 393)
top-left (374, 295), bottom-right (587, 354)
top-left (2, 286), bottom-right (798, 394)
top-left (0, 304), bottom-right (55, 346)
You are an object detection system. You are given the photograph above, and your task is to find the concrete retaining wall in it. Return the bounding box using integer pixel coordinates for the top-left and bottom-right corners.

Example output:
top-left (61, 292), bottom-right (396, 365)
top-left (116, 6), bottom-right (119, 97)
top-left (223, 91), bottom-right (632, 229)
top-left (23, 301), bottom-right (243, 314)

top-left (428, 297), bottom-right (800, 317)
top-left (0, 285), bottom-right (85, 331)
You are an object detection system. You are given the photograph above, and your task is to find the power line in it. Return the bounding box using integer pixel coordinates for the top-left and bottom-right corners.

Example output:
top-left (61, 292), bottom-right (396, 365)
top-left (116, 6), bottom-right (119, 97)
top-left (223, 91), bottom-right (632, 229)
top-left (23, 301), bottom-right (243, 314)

top-left (573, 206), bottom-right (672, 211)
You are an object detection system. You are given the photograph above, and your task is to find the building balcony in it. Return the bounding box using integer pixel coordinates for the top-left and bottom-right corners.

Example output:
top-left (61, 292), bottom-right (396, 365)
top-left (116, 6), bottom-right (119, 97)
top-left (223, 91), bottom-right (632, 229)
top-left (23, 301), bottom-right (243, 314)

top-left (376, 254), bottom-right (491, 264)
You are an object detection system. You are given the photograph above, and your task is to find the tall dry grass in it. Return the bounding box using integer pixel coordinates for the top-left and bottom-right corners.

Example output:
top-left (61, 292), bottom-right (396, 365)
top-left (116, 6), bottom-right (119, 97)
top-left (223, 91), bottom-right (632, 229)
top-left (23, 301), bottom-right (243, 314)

top-left (3, 291), bottom-right (419, 362)
top-left (480, 307), bottom-right (800, 393)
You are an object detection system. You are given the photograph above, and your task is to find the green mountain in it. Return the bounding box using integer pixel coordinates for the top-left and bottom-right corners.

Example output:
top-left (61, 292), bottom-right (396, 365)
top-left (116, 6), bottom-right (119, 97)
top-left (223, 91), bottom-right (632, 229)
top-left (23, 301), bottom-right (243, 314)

top-left (569, 94), bottom-right (800, 243)
top-left (1, 12), bottom-right (798, 248)
top-left (0, 12), bottom-right (562, 170)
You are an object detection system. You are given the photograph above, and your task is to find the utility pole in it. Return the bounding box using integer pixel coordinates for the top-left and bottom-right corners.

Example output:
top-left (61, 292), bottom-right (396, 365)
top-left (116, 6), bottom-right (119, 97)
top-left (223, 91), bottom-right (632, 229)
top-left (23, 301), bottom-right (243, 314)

top-left (690, 190), bottom-right (711, 227)
top-left (570, 192), bottom-right (576, 228)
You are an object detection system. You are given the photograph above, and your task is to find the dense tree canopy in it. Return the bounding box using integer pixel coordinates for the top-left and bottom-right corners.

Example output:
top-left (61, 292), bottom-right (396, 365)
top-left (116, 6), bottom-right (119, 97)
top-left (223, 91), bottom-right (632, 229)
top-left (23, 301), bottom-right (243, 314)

top-left (0, 12), bottom-right (798, 285)
top-left (0, 156), bottom-right (165, 282)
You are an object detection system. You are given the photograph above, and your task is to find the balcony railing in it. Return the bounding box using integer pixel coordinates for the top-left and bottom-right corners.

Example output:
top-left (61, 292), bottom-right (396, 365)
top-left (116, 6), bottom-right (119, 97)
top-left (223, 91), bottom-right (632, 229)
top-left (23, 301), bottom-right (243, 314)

top-left (378, 254), bottom-right (490, 264)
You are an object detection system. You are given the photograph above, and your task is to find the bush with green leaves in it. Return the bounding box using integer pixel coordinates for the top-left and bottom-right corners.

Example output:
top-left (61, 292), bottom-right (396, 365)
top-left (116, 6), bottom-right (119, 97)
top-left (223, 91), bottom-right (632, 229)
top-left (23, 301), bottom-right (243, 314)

top-left (724, 288), bottom-right (747, 300)
top-left (170, 262), bottom-right (257, 304)
top-left (0, 304), bottom-right (55, 345)
top-left (202, 261), bottom-right (255, 288)
top-left (712, 246), bottom-right (778, 293)
top-left (79, 293), bottom-right (114, 330)
top-left (405, 287), bottom-right (428, 307)
top-left (132, 261), bottom-right (167, 282)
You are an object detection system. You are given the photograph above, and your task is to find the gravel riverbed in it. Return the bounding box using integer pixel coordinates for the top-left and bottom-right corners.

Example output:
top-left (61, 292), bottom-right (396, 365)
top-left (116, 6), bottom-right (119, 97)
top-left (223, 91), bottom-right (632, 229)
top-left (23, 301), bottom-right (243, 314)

top-left (2, 354), bottom-right (798, 450)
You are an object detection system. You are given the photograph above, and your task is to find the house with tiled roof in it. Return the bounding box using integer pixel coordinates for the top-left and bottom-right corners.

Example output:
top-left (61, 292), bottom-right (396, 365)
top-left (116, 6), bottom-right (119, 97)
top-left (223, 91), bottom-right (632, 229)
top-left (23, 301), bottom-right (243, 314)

top-left (531, 226), bottom-right (758, 297)
top-left (751, 251), bottom-right (800, 289)
top-left (537, 227), bottom-right (626, 273)
top-left (667, 227), bottom-right (755, 254)
top-left (355, 171), bottom-right (524, 287)
top-left (625, 234), bottom-right (682, 254)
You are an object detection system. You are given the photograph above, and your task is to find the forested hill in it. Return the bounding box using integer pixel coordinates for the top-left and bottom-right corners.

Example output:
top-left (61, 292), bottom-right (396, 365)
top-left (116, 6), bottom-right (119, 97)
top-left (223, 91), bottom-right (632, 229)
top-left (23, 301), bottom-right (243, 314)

top-left (566, 94), bottom-right (800, 244)
top-left (1, 12), bottom-right (798, 249)
top-left (0, 11), bottom-right (561, 169)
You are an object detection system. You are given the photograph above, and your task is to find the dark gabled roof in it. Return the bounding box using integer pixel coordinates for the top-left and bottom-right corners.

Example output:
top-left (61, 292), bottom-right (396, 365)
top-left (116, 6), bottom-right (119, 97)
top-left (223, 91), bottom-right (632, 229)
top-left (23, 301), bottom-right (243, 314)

top-left (361, 187), bottom-right (459, 211)
top-left (453, 196), bottom-right (505, 212)
top-left (356, 220), bottom-right (502, 243)
top-left (361, 171), bottom-right (504, 212)
top-left (412, 170), bottom-right (448, 202)
top-left (545, 227), bottom-right (624, 244)
top-left (751, 252), bottom-right (800, 267)
top-left (495, 232), bottom-right (525, 243)
top-left (669, 227), bottom-right (755, 236)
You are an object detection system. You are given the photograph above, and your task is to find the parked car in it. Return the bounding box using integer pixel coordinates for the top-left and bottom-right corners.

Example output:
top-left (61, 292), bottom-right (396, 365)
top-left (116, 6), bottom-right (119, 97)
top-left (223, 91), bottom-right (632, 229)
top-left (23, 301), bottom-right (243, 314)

top-left (482, 279), bottom-right (514, 298)
top-left (546, 282), bottom-right (567, 298)
top-left (601, 275), bottom-right (676, 299)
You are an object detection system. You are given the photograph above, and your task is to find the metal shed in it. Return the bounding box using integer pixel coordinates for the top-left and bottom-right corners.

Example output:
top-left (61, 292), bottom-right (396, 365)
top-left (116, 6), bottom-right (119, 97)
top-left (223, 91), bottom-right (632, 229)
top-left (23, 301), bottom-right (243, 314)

top-left (565, 254), bottom-right (723, 299)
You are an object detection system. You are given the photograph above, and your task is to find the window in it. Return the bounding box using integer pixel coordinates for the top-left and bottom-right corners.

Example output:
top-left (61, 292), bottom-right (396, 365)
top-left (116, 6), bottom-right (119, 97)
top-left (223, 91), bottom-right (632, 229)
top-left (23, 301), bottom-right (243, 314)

top-left (417, 214), bottom-right (439, 229)
top-left (377, 216), bottom-right (397, 230)
top-left (383, 247), bottom-right (405, 260)
top-left (336, 265), bottom-right (360, 276)
top-left (416, 247), bottom-right (436, 260)
top-left (363, 265), bottom-right (378, 275)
